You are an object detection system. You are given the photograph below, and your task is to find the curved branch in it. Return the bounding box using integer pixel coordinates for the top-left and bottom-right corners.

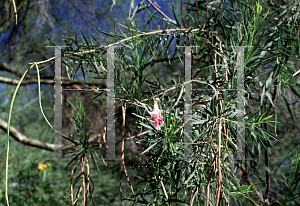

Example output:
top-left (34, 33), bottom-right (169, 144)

top-left (0, 117), bottom-right (62, 151)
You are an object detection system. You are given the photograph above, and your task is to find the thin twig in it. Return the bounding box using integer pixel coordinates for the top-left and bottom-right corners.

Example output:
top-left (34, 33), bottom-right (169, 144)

top-left (181, 0), bottom-right (186, 28)
top-left (221, 185), bottom-right (229, 205)
top-left (74, 185), bottom-right (83, 205)
top-left (213, 0), bottom-right (224, 32)
top-left (102, 126), bottom-right (110, 173)
top-left (206, 141), bottom-right (219, 206)
top-left (116, 130), bottom-right (150, 144)
top-left (206, 0), bottom-right (209, 21)
top-left (293, 69), bottom-right (300, 77)
top-left (70, 164), bottom-right (76, 206)
top-left (155, 156), bottom-right (161, 206)
top-left (119, 101), bottom-right (127, 199)
top-left (81, 155), bottom-right (86, 206)
top-left (123, 163), bottom-right (135, 196)
top-left (186, 0), bottom-right (190, 28)
top-left (70, 155), bottom-right (81, 206)
top-left (195, 0), bottom-right (201, 27)
top-left (190, 187), bottom-right (198, 206)
top-left (156, 77), bottom-right (210, 100)
top-left (158, 176), bottom-right (170, 206)
top-left (119, 100), bottom-right (135, 198)
top-left (85, 156), bottom-right (90, 204)
top-left (206, 182), bottom-right (210, 206)
top-left (146, 0), bottom-right (179, 27)
top-left (172, 85), bottom-right (184, 108)
top-left (215, 51), bottom-right (223, 206)
top-left (216, 118), bottom-right (222, 206)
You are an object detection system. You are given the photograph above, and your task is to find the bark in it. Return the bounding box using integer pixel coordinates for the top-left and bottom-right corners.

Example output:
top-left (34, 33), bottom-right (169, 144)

top-left (0, 117), bottom-right (62, 151)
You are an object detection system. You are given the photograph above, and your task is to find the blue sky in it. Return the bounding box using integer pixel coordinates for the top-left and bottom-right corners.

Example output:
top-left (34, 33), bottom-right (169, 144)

top-left (0, 0), bottom-right (179, 115)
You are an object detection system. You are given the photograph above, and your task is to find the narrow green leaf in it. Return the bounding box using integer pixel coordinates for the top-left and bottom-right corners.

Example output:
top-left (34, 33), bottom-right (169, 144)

top-left (141, 141), bottom-right (158, 154)
top-left (282, 95), bottom-right (298, 128)
top-left (260, 86), bottom-right (265, 106)
top-left (81, 30), bottom-right (90, 47)
top-left (172, 4), bottom-right (181, 27)
top-left (266, 91), bottom-right (275, 107)
top-left (288, 84), bottom-right (300, 98)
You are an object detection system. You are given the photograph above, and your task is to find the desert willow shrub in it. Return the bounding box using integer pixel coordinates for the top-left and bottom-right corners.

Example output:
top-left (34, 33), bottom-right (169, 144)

top-left (5, 0), bottom-right (300, 205)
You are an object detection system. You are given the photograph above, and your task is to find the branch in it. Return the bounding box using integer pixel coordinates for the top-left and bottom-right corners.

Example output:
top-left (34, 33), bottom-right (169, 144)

top-left (0, 75), bottom-right (105, 87)
top-left (29, 28), bottom-right (207, 65)
top-left (146, 0), bottom-right (179, 27)
top-left (0, 61), bottom-right (26, 77)
top-left (0, 104), bottom-right (151, 151)
top-left (293, 69), bottom-right (300, 77)
top-left (0, 118), bottom-right (62, 151)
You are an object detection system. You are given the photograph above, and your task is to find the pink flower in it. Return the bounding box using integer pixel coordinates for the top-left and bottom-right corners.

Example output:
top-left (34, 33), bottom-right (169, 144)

top-left (149, 99), bottom-right (164, 130)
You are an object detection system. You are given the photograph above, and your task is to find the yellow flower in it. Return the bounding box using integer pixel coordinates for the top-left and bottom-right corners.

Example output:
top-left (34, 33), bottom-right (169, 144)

top-left (46, 162), bottom-right (52, 167)
top-left (38, 163), bottom-right (47, 171)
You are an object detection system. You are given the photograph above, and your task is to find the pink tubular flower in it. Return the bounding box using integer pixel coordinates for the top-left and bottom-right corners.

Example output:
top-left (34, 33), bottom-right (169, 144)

top-left (149, 99), bottom-right (164, 130)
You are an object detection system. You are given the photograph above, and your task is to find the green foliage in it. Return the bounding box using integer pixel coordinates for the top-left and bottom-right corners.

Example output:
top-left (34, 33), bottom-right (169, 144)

top-left (3, 0), bottom-right (300, 205)
top-left (0, 148), bottom-right (71, 206)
